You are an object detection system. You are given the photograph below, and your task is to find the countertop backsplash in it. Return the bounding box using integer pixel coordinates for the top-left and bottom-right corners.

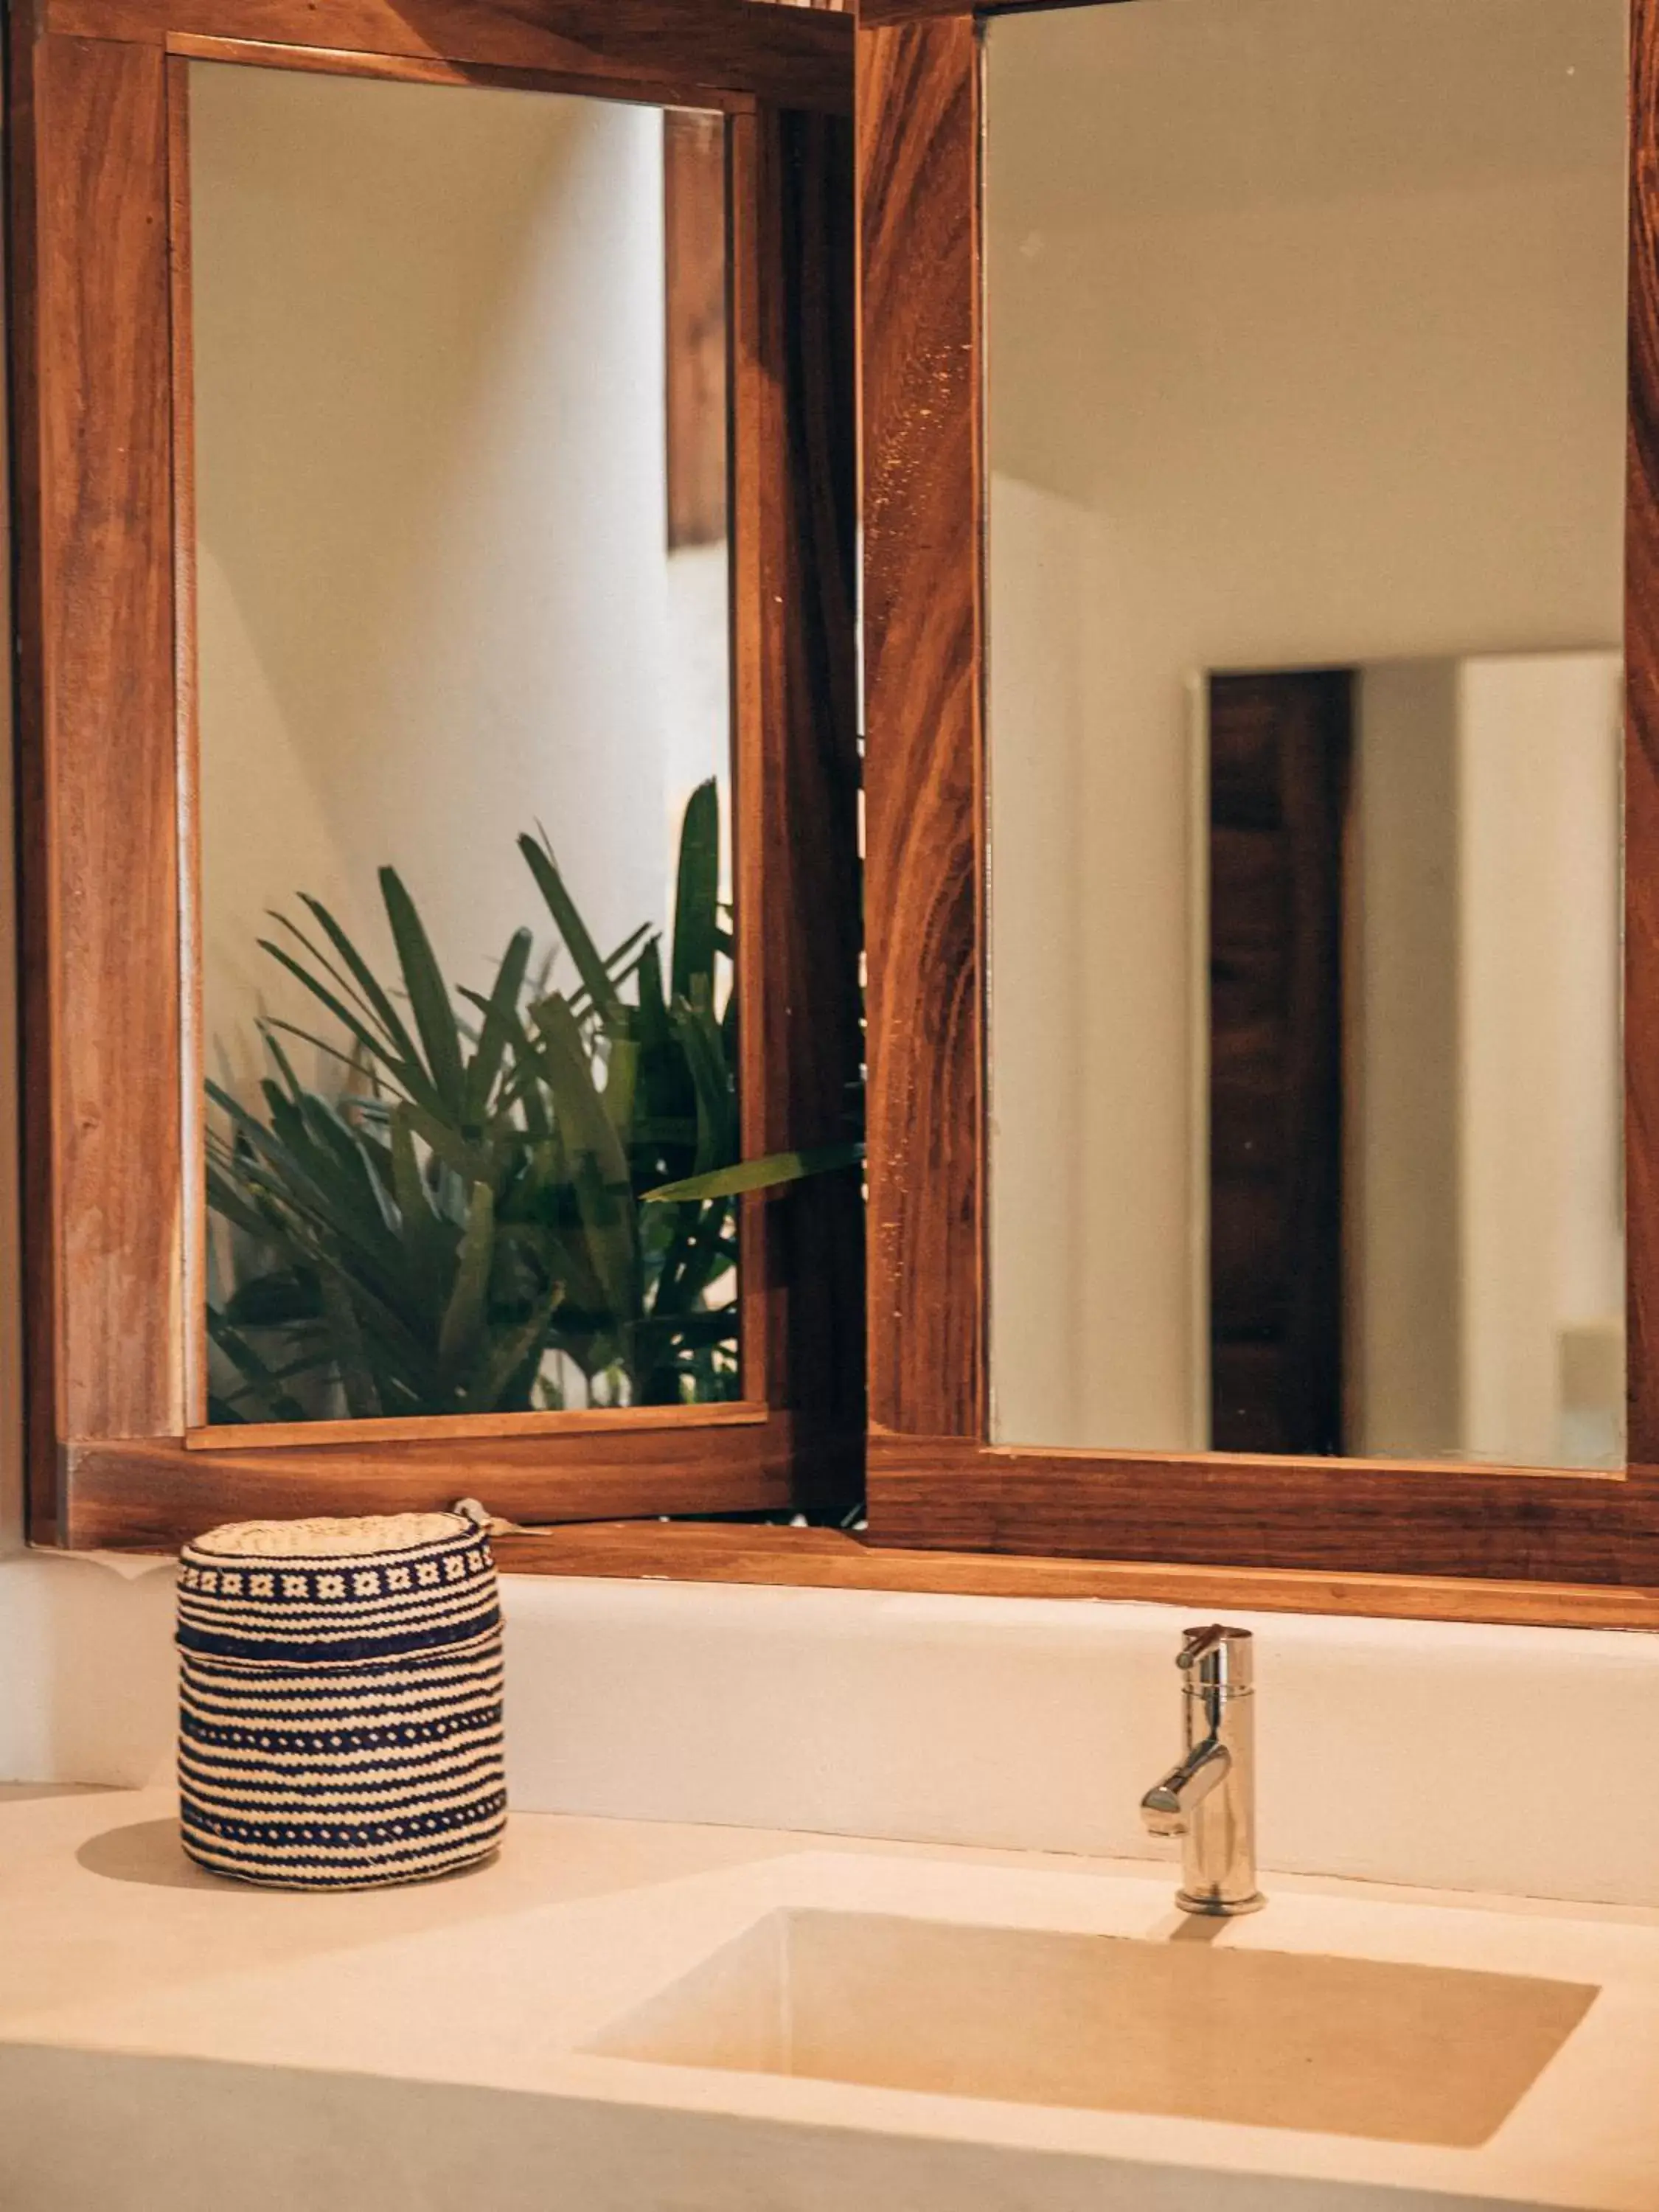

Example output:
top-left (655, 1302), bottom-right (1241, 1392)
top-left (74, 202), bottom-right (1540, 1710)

top-left (4, 1549), bottom-right (1658, 1907)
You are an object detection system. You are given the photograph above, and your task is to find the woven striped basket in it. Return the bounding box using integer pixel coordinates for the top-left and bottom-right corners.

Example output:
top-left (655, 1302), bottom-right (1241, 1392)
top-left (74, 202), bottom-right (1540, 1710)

top-left (176, 1509), bottom-right (507, 1890)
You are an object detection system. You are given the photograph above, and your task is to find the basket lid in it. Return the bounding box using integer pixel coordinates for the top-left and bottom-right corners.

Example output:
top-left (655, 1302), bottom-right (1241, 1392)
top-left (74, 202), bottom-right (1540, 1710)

top-left (189, 1512), bottom-right (472, 1560)
top-left (178, 1509), bottom-right (498, 1666)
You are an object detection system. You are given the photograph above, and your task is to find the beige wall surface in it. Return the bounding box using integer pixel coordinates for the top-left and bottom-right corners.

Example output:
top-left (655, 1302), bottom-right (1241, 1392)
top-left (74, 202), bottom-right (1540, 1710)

top-left (191, 62), bottom-right (728, 1103)
top-left (985, 0), bottom-right (1627, 1451)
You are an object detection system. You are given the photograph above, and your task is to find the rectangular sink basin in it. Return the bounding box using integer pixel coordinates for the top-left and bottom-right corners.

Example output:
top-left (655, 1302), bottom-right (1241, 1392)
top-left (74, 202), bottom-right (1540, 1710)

top-left (588, 1909), bottom-right (1597, 2148)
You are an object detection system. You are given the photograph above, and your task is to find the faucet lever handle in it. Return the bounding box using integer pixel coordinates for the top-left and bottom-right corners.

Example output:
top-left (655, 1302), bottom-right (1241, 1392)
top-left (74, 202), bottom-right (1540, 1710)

top-left (1178, 1624), bottom-right (1231, 1670)
top-left (1177, 1623), bottom-right (1253, 1692)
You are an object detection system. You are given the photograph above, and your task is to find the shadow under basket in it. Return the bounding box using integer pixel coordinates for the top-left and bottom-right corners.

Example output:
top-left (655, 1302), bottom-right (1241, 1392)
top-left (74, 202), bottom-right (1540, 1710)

top-left (175, 1509), bottom-right (507, 1891)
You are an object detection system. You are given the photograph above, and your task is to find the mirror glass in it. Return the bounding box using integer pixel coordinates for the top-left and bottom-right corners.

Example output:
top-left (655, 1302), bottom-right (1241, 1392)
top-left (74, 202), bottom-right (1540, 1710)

top-left (195, 63), bottom-right (740, 1425)
top-left (985, 0), bottom-right (1627, 1466)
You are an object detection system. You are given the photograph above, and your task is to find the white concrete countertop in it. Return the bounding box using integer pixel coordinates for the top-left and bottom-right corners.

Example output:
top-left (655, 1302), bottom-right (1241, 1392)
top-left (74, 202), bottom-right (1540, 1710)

top-left (4, 1786), bottom-right (1659, 2212)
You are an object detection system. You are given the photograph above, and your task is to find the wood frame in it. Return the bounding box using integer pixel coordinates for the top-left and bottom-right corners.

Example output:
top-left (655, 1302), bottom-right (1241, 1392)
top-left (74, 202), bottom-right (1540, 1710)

top-left (8, 0), bottom-right (861, 1548)
top-left (484, 1520), bottom-right (1659, 1632)
top-left (858, 0), bottom-right (1659, 1590)
top-left (665, 105), bottom-right (731, 552)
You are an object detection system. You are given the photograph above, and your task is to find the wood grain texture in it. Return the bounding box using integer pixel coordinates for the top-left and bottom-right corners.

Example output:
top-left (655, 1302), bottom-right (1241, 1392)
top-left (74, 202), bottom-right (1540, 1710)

top-left (730, 110), bottom-right (773, 1415)
top-left (64, 1416), bottom-right (801, 1546)
top-left (866, 1436), bottom-right (1659, 1587)
top-left (860, 0), bottom-right (975, 21)
top-left (860, 16), bottom-right (984, 1438)
top-left (184, 1401), bottom-right (768, 1449)
top-left (167, 55), bottom-right (206, 1433)
top-left (162, 34), bottom-right (757, 106)
top-left (1628, 0), bottom-right (1659, 1475)
top-left (1207, 670), bottom-right (1351, 1455)
top-left (734, 103), bottom-right (864, 1513)
top-left (15, 21), bottom-right (860, 1547)
top-left (10, 34), bottom-right (184, 1506)
top-left (8, 11), bottom-right (56, 1540)
top-left (489, 1517), bottom-right (1659, 1631)
top-left (859, 0), bottom-right (1121, 24)
top-left (665, 108), bottom-right (729, 551)
top-left (44, 0), bottom-right (853, 113)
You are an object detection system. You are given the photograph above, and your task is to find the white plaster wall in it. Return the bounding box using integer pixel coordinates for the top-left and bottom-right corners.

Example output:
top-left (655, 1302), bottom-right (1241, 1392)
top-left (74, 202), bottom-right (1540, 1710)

top-left (0, 1557), bottom-right (177, 1789)
top-left (986, 0), bottom-right (1627, 1450)
top-left (7, 1567), bottom-right (1659, 1911)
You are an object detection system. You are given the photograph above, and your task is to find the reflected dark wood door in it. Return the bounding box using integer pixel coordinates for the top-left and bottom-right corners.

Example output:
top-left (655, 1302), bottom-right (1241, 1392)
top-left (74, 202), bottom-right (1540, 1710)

top-left (1208, 669), bottom-right (1352, 1455)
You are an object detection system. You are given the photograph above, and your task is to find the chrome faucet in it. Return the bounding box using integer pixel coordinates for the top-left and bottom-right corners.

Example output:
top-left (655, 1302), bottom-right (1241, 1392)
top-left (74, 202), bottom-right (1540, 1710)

top-left (1140, 1624), bottom-right (1264, 1916)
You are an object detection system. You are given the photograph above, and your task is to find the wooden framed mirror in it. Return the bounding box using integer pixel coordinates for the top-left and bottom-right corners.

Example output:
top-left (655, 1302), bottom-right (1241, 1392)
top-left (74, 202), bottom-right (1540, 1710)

top-left (8, 0), bottom-right (861, 1548)
top-left (859, 0), bottom-right (1659, 1593)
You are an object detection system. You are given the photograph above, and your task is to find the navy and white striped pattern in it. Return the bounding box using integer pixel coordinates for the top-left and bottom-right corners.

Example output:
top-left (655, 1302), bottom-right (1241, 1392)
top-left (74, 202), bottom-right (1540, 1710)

top-left (177, 1512), bottom-right (507, 1890)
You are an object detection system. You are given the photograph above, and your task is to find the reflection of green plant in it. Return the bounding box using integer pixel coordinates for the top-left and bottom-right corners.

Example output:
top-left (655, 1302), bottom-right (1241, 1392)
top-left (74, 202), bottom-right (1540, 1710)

top-left (644, 1141), bottom-right (863, 1208)
top-left (206, 783), bottom-right (744, 1422)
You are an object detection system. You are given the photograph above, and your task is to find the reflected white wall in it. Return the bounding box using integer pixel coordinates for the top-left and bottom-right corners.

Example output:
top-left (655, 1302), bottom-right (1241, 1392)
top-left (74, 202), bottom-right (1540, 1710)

top-left (1458, 653), bottom-right (1625, 1465)
top-left (192, 64), bottom-right (728, 1098)
top-left (1351, 653), bottom-right (1625, 1467)
top-left (985, 0), bottom-right (1627, 1452)
top-left (1345, 661), bottom-right (1464, 1457)
top-left (986, 479), bottom-right (1094, 1444)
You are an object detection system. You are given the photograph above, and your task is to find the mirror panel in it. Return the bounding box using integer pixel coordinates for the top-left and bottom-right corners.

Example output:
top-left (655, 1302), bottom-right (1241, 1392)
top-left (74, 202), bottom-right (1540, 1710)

top-left (985, 0), bottom-right (1627, 1465)
top-left (194, 63), bottom-right (740, 1425)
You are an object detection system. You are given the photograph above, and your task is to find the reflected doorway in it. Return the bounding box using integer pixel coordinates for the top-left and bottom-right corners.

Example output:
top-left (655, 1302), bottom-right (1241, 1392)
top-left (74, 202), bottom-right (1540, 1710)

top-left (1203, 654), bottom-right (1624, 1469)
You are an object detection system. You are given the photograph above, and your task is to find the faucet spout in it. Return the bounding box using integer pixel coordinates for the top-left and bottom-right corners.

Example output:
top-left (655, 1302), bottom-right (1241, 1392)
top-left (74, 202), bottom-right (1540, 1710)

top-left (1140, 1733), bottom-right (1231, 1837)
top-left (1141, 1624), bottom-right (1265, 1917)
